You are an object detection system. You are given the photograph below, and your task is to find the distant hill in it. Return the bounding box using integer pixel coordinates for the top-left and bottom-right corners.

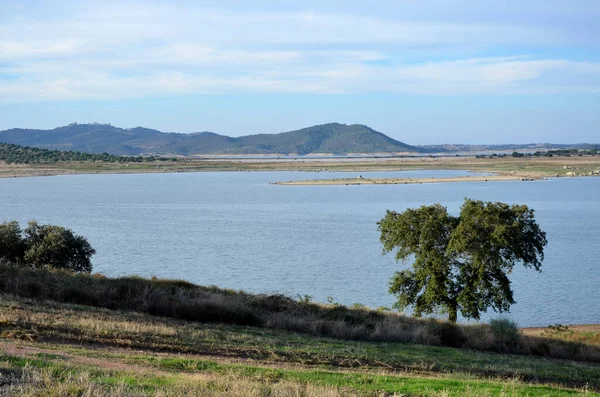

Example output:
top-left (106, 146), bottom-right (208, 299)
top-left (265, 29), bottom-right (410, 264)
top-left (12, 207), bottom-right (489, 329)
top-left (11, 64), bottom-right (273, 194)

top-left (0, 123), bottom-right (420, 156)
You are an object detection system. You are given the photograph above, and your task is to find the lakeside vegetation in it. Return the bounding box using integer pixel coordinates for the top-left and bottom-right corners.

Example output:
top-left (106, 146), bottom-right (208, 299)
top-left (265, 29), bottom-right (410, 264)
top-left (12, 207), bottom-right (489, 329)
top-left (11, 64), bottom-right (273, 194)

top-left (379, 199), bottom-right (547, 324)
top-left (1, 264), bottom-right (599, 364)
top-left (1, 274), bottom-right (600, 395)
top-left (0, 220), bottom-right (96, 273)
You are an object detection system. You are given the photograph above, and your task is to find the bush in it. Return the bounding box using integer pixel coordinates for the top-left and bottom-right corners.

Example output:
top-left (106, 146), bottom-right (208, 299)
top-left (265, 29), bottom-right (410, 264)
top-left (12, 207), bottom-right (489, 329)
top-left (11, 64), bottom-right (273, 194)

top-left (490, 318), bottom-right (520, 351)
top-left (0, 220), bottom-right (95, 273)
top-left (0, 221), bottom-right (26, 265)
top-left (427, 319), bottom-right (466, 348)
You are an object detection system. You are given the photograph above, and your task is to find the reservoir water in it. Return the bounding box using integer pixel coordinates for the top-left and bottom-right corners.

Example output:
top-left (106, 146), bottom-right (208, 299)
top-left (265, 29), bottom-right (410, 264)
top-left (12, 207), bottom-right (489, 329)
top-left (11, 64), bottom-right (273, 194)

top-left (0, 170), bottom-right (598, 327)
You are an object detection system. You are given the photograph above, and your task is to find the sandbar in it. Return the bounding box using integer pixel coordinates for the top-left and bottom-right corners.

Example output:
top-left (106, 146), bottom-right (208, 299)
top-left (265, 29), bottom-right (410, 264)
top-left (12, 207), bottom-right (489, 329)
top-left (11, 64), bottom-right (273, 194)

top-left (272, 174), bottom-right (540, 186)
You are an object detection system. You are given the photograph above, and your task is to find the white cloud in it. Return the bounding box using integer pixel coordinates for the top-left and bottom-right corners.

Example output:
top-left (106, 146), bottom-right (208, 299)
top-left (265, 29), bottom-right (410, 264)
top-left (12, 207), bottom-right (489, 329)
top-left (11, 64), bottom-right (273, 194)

top-left (1, 57), bottom-right (599, 102)
top-left (0, 1), bottom-right (598, 101)
top-left (0, 40), bottom-right (83, 60)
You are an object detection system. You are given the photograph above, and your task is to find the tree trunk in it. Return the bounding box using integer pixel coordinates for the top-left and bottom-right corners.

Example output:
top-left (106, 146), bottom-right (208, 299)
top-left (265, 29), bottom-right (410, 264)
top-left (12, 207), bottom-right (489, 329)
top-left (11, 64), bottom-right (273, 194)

top-left (448, 303), bottom-right (458, 323)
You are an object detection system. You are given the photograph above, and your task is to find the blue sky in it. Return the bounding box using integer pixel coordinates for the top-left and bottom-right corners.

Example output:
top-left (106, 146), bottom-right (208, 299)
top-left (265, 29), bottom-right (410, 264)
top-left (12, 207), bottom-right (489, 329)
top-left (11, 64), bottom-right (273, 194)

top-left (0, 0), bottom-right (599, 144)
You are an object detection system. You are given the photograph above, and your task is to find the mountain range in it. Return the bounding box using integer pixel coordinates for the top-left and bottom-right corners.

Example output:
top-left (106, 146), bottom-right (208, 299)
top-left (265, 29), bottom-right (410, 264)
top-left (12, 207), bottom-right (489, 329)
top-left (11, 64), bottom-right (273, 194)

top-left (0, 123), bottom-right (419, 156)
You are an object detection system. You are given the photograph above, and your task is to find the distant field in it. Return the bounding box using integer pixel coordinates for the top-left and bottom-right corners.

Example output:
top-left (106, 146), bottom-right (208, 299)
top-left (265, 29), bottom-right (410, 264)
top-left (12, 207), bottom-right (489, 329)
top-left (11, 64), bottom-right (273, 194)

top-left (2, 155), bottom-right (600, 179)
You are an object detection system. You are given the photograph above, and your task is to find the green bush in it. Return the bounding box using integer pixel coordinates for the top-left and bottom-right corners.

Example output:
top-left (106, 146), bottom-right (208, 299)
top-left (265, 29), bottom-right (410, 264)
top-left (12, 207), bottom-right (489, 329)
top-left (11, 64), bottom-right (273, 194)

top-left (0, 220), bottom-right (95, 273)
top-left (490, 318), bottom-right (520, 351)
top-left (0, 221), bottom-right (26, 265)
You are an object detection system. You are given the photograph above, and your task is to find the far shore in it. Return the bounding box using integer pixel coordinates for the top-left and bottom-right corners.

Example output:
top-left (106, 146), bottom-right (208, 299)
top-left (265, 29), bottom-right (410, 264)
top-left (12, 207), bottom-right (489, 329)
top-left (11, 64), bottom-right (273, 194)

top-left (1, 155), bottom-right (600, 180)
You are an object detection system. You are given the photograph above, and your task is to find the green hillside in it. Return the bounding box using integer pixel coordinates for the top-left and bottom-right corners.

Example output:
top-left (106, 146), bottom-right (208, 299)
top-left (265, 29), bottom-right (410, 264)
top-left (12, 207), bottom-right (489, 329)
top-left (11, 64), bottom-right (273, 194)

top-left (0, 122), bottom-right (419, 156)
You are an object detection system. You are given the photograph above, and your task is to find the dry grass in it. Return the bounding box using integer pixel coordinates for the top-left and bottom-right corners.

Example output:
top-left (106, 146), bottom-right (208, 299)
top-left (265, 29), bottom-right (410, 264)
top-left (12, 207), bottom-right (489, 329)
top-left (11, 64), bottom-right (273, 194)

top-left (2, 294), bottom-right (600, 395)
top-left (0, 365), bottom-right (358, 397)
top-left (522, 324), bottom-right (600, 346)
top-left (1, 264), bottom-right (599, 364)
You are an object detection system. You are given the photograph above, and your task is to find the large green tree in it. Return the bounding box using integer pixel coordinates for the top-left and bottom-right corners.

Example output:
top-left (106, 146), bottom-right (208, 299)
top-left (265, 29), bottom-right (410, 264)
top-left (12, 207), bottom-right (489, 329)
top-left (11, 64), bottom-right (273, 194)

top-left (378, 199), bottom-right (547, 323)
top-left (0, 220), bottom-right (95, 273)
top-left (23, 221), bottom-right (96, 273)
top-left (0, 221), bottom-right (26, 265)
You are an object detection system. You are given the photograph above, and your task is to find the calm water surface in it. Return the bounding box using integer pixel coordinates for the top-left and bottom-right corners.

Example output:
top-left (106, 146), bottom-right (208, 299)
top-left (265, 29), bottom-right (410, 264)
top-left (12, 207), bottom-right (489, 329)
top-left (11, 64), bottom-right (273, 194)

top-left (0, 170), bottom-right (598, 327)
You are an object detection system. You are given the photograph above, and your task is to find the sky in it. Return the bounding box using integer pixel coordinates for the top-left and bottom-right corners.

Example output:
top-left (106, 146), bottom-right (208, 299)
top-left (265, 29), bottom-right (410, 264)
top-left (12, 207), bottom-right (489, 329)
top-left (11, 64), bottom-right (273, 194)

top-left (0, 0), bottom-right (599, 144)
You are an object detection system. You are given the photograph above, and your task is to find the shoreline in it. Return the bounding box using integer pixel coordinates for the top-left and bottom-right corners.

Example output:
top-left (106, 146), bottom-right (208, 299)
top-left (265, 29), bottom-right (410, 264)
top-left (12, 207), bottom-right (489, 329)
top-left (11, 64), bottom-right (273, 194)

top-left (272, 174), bottom-right (542, 185)
top-left (522, 324), bottom-right (600, 332)
top-left (1, 156), bottom-right (600, 181)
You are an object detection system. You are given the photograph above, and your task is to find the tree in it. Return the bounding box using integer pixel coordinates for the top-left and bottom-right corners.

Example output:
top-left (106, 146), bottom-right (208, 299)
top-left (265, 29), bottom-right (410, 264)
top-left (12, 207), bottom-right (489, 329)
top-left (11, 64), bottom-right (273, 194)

top-left (22, 221), bottom-right (96, 273)
top-left (0, 221), bottom-right (26, 265)
top-left (377, 199), bottom-right (547, 323)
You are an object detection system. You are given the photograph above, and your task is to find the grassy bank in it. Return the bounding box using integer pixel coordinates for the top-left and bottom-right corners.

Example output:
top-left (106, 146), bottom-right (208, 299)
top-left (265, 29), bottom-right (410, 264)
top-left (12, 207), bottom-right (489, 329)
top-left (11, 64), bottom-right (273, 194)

top-left (0, 293), bottom-right (599, 396)
top-left (1, 265), bottom-right (599, 365)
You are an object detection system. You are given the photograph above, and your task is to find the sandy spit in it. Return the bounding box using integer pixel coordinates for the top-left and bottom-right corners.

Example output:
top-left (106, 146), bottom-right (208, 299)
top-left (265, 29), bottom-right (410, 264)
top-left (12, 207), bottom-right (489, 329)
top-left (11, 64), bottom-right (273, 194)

top-left (272, 175), bottom-right (540, 186)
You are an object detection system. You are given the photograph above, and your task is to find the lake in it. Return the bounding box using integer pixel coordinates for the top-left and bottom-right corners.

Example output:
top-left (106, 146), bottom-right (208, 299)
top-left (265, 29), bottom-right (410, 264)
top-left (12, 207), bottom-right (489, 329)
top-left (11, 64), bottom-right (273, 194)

top-left (0, 170), bottom-right (598, 327)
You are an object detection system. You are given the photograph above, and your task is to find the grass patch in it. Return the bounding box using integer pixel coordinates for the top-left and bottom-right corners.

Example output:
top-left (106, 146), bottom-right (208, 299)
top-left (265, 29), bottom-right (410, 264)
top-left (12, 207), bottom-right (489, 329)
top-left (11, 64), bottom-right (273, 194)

top-left (1, 350), bottom-right (596, 397)
top-left (523, 325), bottom-right (600, 347)
top-left (135, 355), bottom-right (597, 396)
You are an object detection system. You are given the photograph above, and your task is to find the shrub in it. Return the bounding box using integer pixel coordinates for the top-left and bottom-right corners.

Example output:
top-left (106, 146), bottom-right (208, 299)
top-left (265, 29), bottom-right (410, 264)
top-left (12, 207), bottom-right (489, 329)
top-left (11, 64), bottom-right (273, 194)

top-left (427, 319), bottom-right (466, 348)
top-left (23, 221), bottom-right (95, 273)
top-left (490, 318), bottom-right (520, 351)
top-left (0, 220), bottom-right (95, 273)
top-left (0, 221), bottom-right (26, 265)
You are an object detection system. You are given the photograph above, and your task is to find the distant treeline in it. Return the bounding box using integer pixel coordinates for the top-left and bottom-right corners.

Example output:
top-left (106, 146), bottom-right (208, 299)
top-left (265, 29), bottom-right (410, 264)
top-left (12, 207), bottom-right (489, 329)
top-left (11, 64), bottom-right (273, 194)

top-left (532, 148), bottom-right (600, 157)
top-left (476, 148), bottom-right (600, 159)
top-left (0, 143), bottom-right (178, 164)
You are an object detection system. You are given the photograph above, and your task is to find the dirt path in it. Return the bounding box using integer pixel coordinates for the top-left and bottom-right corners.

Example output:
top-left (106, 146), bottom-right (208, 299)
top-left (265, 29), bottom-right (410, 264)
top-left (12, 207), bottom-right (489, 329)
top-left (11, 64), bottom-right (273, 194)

top-left (0, 341), bottom-right (198, 378)
top-left (0, 339), bottom-right (429, 381)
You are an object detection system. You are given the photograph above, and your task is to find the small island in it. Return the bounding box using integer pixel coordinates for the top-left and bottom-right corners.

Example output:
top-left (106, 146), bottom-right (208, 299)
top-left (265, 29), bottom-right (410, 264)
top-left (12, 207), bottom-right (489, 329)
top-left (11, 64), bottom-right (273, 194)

top-left (272, 174), bottom-right (539, 186)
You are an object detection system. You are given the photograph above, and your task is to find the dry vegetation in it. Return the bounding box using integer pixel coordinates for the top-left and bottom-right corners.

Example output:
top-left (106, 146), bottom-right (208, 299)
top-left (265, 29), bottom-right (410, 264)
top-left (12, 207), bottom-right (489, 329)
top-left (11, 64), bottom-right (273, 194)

top-left (1, 264), bottom-right (599, 365)
top-left (1, 266), bottom-right (600, 395)
top-left (1, 365), bottom-right (356, 397)
top-left (1, 291), bottom-right (599, 396)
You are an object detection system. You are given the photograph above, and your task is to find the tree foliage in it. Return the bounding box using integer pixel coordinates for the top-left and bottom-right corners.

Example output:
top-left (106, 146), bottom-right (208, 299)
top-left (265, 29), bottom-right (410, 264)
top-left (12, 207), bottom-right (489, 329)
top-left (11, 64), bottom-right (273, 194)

top-left (0, 221), bottom-right (26, 265)
top-left (378, 199), bottom-right (547, 322)
top-left (0, 143), bottom-right (176, 164)
top-left (0, 220), bottom-right (95, 273)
